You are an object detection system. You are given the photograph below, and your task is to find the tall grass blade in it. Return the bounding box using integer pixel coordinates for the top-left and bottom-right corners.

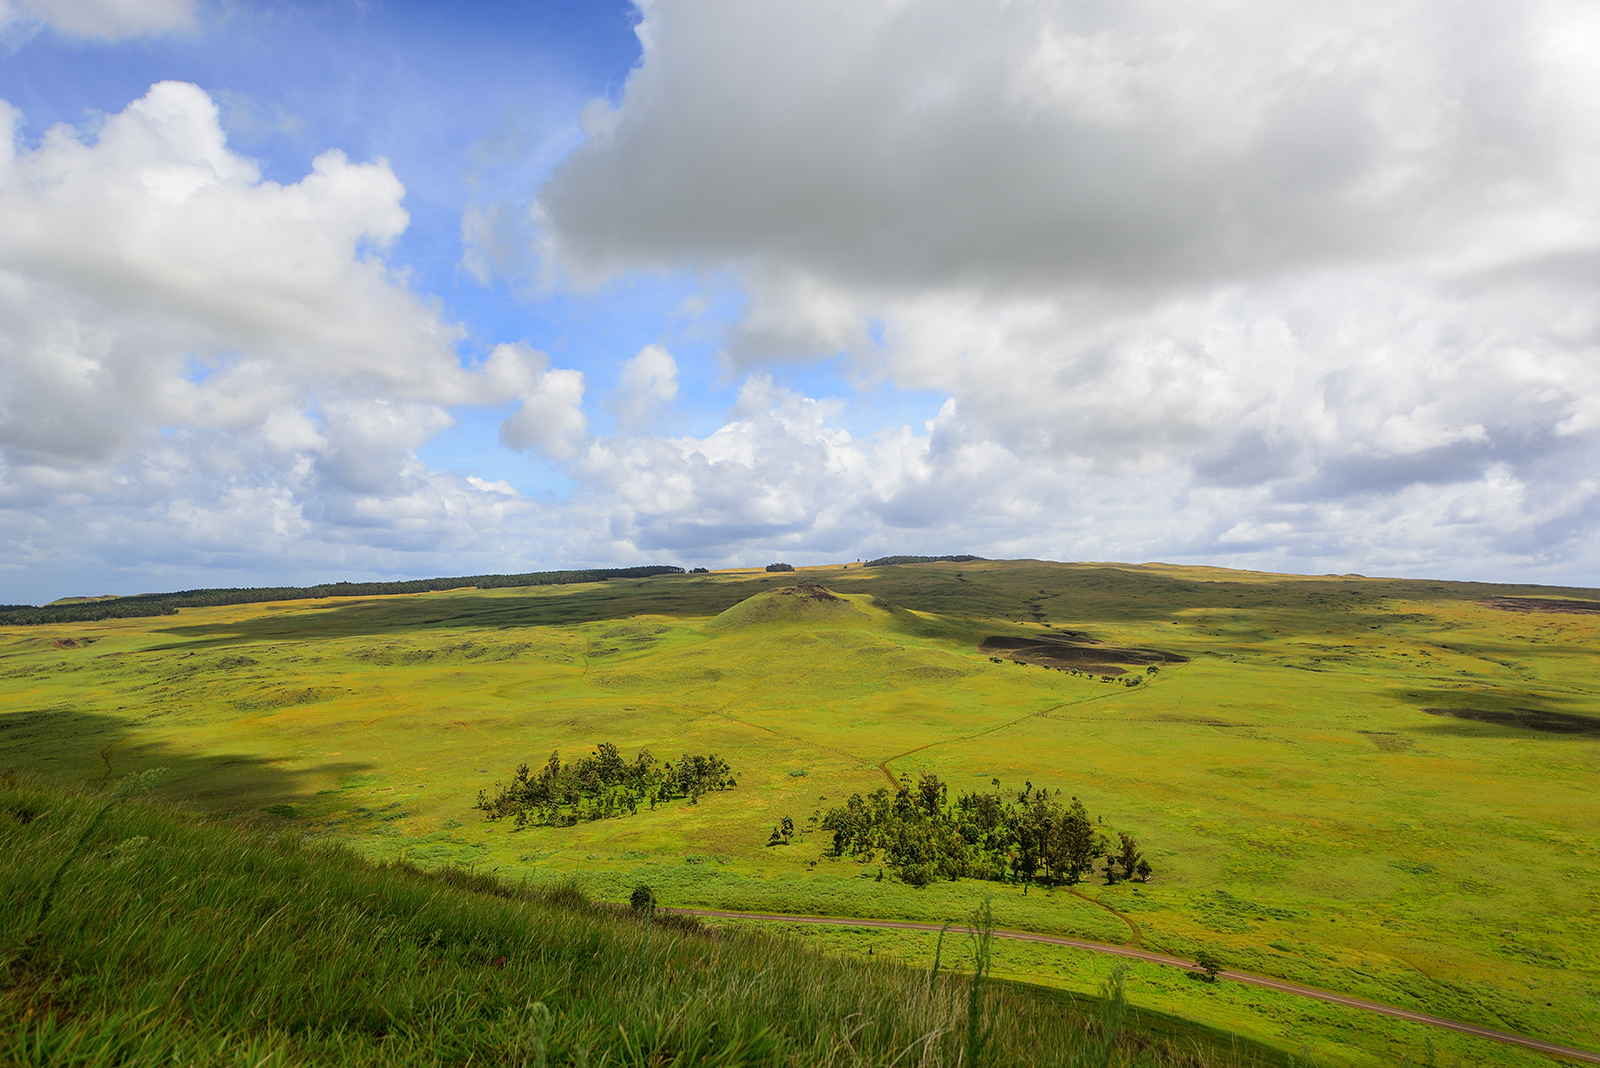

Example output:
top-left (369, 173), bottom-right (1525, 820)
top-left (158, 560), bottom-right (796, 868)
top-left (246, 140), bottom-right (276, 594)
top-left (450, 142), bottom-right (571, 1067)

top-left (963, 895), bottom-right (995, 1068)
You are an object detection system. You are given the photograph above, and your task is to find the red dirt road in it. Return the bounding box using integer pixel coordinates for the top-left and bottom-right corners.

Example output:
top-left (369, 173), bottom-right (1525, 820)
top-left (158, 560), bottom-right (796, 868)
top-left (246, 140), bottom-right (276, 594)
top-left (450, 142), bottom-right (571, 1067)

top-left (669, 908), bottom-right (1600, 1064)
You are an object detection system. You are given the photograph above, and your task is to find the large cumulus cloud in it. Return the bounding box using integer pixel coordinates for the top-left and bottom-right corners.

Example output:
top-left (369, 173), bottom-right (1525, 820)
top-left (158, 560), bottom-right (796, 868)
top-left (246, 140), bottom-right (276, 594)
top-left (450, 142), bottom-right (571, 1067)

top-left (544, 0), bottom-right (1600, 286)
top-left (533, 0), bottom-right (1600, 579)
top-left (0, 83), bottom-right (587, 595)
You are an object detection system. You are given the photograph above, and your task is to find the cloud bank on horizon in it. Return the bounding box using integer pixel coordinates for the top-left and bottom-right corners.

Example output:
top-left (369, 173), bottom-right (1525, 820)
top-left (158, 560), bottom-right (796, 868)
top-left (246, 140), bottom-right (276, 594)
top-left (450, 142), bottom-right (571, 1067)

top-left (2, 0), bottom-right (1598, 601)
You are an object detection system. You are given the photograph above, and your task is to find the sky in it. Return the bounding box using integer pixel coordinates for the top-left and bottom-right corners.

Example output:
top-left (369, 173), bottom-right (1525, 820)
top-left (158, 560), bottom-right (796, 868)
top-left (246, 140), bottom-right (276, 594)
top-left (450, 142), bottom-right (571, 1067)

top-left (2, 0), bottom-right (1598, 604)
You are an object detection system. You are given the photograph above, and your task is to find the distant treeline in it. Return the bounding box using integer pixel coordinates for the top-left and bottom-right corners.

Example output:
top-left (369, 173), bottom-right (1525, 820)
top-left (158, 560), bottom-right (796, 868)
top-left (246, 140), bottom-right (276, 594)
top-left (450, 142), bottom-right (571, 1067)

top-left (864, 555), bottom-right (985, 567)
top-left (475, 743), bottom-right (736, 828)
top-left (821, 773), bottom-right (1150, 888)
top-left (0, 566), bottom-right (686, 626)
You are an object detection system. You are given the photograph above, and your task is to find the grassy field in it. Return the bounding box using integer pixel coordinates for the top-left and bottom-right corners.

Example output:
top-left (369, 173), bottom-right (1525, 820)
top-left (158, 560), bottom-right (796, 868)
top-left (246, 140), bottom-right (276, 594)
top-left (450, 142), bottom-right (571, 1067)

top-left (2, 559), bottom-right (1597, 1066)
top-left (1, 773), bottom-right (1271, 1067)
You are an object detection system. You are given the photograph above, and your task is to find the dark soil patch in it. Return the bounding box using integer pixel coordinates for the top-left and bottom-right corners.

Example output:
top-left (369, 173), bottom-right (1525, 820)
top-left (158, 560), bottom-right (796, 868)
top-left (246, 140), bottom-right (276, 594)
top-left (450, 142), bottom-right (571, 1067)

top-left (979, 635), bottom-right (1188, 671)
top-left (1422, 707), bottom-right (1600, 737)
top-left (982, 635), bottom-right (1090, 650)
top-left (1481, 597), bottom-right (1600, 614)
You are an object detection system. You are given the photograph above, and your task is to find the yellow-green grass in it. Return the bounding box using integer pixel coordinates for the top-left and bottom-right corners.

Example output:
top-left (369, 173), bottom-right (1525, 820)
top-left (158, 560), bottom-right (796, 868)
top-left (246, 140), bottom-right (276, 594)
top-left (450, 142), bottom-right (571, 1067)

top-left (2, 560), bottom-right (1597, 1066)
top-left (713, 920), bottom-right (1538, 1068)
top-left (2, 773), bottom-right (1265, 1067)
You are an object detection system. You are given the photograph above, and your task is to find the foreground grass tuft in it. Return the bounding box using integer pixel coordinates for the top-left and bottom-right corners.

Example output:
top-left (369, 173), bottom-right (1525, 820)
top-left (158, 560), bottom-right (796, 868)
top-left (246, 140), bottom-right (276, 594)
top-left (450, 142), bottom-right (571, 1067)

top-left (0, 773), bottom-right (1261, 1067)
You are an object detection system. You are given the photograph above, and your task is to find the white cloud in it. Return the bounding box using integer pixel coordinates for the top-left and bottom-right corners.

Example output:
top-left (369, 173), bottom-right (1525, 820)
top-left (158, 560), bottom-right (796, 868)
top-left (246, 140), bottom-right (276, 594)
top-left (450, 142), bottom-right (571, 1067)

top-left (1, 0), bottom-right (194, 40)
top-left (467, 476), bottom-right (518, 496)
top-left (499, 368), bottom-right (589, 460)
top-left (526, 0), bottom-right (1600, 580)
top-left (0, 83), bottom-right (589, 597)
top-left (534, 369), bottom-right (1598, 583)
top-left (570, 375), bottom-right (877, 554)
top-left (490, 342), bottom-right (590, 460)
top-left (613, 343), bottom-right (678, 429)
top-left (543, 0), bottom-right (1600, 289)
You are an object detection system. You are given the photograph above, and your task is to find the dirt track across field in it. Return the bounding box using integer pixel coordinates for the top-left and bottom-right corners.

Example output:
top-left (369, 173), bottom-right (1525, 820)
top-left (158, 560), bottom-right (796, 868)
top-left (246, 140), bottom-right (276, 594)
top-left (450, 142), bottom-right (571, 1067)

top-left (668, 908), bottom-right (1600, 1065)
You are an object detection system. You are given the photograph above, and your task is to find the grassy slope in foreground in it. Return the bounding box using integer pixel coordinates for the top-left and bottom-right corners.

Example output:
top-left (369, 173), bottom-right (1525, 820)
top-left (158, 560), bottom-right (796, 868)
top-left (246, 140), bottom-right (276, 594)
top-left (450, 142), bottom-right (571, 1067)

top-left (0, 775), bottom-right (1277, 1068)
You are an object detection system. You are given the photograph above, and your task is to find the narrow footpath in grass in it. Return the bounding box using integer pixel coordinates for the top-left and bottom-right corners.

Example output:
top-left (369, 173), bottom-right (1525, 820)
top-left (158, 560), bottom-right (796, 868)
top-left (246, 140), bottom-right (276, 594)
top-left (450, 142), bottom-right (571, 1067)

top-left (668, 908), bottom-right (1600, 1066)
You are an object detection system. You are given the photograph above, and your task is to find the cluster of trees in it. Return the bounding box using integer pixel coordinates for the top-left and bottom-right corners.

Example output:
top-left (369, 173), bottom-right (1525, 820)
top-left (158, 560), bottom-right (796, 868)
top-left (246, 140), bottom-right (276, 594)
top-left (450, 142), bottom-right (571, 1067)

top-left (865, 555), bottom-right (985, 566)
top-left (0, 566), bottom-right (688, 626)
top-left (1056, 668), bottom-right (1150, 687)
top-left (764, 563), bottom-right (795, 572)
top-left (820, 774), bottom-right (1152, 888)
top-left (474, 743), bottom-right (736, 828)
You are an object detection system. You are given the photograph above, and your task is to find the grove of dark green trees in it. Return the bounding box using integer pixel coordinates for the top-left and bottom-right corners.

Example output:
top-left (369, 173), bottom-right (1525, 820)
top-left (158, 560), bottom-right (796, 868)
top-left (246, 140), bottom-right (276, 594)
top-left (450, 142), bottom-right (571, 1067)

top-left (475, 744), bottom-right (735, 828)
top-left (820, 773), bottom-right (1152, 888)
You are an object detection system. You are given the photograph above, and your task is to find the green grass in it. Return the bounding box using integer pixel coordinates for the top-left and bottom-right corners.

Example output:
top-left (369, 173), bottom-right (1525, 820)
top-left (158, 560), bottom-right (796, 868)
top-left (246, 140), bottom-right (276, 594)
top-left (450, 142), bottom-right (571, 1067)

top-left (2, 559), bottom-right (1597, 1066)
top-left (0, 773), bottom-right (1272, 1067)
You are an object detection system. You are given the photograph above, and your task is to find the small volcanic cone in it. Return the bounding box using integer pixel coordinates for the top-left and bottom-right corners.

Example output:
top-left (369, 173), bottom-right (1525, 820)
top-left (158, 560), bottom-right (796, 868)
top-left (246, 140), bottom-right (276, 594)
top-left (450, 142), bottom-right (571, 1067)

top-left (704, 584), bottom-right (885, 631)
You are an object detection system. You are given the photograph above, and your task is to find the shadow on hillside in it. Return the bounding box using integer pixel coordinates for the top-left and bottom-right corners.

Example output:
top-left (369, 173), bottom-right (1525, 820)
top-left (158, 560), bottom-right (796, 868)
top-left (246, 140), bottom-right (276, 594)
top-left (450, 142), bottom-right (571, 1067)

top-left (1394, 687), bottom-right (1600, 739)
top-left (0, 707), bottom-right (376, 816)
top-left (1416, 706), bottom-right (1600, 739)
